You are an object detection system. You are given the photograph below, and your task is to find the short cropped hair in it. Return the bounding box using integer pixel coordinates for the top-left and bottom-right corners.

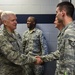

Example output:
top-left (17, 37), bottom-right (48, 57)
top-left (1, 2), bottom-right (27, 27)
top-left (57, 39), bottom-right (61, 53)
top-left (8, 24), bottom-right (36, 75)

top-left (57, 1), bottom-right (74, 17)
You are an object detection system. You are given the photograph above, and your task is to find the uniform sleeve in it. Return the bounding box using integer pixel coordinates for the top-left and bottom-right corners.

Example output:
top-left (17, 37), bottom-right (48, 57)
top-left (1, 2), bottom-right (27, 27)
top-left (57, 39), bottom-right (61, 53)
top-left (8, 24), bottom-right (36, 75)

top-left (39, 31), bottom-right (48, 55)
top-left (0, 35), bottom-right (36, 66)
top-left (41, 50), bottom-right (60, 62)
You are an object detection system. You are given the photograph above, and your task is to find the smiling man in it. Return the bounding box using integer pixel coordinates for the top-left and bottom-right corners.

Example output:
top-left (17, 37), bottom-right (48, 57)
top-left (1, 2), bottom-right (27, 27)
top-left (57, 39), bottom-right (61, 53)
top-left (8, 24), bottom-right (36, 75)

top-left (0, 11), bottom-right (42, 75)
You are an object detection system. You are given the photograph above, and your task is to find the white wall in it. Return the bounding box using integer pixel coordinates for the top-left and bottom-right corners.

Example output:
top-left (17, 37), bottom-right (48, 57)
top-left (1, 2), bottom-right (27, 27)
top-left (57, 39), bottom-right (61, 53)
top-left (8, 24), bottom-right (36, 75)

top-left (72, 0), bottom-right (75, 7)
top-left (0, 0), bottom-right (59, 14)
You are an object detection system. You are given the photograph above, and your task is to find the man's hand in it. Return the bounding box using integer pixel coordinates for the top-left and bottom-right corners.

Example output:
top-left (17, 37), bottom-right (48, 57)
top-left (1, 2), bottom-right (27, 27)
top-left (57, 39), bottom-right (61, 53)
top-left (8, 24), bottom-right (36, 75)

top-left (35, 56), bottom-right (43, 64)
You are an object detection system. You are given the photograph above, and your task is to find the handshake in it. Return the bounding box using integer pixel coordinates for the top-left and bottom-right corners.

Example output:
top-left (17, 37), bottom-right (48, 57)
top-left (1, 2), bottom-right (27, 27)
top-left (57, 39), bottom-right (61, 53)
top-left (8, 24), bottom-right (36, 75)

top-left (35, 56), bottom-right (43, 65)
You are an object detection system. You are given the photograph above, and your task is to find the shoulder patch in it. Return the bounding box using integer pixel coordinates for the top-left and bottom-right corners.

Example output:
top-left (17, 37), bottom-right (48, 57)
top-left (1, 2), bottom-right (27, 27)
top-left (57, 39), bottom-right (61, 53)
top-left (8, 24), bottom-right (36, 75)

top-left (69, 39), bottom-right (75, 47)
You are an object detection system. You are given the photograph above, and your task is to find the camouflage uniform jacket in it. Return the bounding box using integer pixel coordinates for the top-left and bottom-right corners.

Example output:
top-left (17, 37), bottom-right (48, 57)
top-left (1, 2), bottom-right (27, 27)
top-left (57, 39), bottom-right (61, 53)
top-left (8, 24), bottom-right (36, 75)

top-left (22, 28), bottom-right (48, 56)
top-left (0, 27), bottom-right (36, 75)
top-left (41, 21), bottom-right (75, 75)
top-left (0, 26), bottom-right (2, 34)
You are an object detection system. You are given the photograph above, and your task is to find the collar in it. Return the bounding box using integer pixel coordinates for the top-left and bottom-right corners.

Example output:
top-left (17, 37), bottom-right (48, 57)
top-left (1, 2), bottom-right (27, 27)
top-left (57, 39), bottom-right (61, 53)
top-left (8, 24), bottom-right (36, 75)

top-left (3, 27), bottom-right (15, 36)
top-left (57, 21), bottom-right (73, 37)
top-left (28, 28), bottom-right (36, 33)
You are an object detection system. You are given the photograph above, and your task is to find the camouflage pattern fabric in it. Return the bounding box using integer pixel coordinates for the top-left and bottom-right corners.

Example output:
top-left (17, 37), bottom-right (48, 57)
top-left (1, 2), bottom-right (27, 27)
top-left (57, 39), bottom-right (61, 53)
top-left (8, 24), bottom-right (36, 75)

top-left (0, 27), bottom-right (36, 75)
top-left (41, 21), bottom-right (75, 75)
top-left (22, 28), bottom-right (48, 75)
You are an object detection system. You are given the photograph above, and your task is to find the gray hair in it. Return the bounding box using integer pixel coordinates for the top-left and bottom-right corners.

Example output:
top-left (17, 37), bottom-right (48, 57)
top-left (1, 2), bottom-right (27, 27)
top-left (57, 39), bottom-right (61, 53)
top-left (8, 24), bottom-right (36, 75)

top-left (1, 11), bottom-right (16, 21)
top-left (0, 10), bottom-right (3, 15)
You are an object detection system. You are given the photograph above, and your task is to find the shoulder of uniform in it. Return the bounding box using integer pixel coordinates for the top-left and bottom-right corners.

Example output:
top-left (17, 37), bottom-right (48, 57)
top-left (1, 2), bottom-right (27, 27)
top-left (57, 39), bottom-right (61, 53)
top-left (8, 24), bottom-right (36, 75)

top-left (64, 26), bottom-right (75, 35)
top-left (36, 28), bottom-right (42, 33)
top-left (22, 30), bottom-right (28, 37)
top-left (23, 30), bottom-right (28, 34)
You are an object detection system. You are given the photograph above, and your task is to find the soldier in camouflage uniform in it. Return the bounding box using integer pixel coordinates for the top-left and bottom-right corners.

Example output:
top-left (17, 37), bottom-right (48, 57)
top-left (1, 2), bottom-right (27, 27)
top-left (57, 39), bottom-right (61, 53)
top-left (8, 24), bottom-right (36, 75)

top-left (0, 11), bottom-right (42, 75)
top-left (36, 1), bottom-right (75, 75)
top-left (22, 16), bottom-right (48, 75)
